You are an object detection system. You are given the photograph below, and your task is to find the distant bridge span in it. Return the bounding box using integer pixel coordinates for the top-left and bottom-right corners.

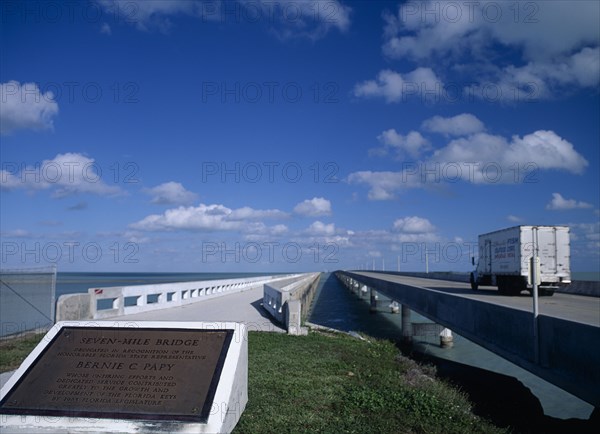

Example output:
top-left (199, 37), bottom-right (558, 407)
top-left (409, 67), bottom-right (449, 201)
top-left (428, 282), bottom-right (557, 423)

top-left (337, 271), bottom-right (600, 408)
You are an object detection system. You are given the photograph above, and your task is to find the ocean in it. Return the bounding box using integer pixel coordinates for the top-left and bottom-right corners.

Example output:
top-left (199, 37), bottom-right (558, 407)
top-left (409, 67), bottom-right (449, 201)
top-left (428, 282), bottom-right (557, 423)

top-left (55, 272), bottom-right (284, 298)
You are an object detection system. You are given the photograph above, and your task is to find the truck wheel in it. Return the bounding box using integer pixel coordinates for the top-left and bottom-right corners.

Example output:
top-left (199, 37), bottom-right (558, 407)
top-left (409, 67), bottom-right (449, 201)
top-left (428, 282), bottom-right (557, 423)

top-left (539, 287), bottom-right (555, 297)
top-left (496, 276), bottom-right (506, 294)
top-left (470, 273), bottom-right (478, 291)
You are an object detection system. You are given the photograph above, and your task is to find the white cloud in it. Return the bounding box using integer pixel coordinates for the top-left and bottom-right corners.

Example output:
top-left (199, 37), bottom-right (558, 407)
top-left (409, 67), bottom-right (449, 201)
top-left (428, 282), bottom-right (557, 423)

top-left (393, 216), bottom-right (436, 233)
top-left (0, 229), bottom-right (31, 238)
top-left (466, 47), bottom-right (600, 101)
top-left (353, 68), bottom-right (443, 103)
top-left (507, 215), bottom-right (522, 223)
top-left (0, 153), bottom-right (124, 197)
top-left (422, 114), bottom-right (485, 136)
top-left (293, 197), bottom-right (332, 216)
top-left (305, 221), bottom-right (336, 236)
top-left (259, 0), bottom-right (352, 40)
top-left (98, 0), bottom-right (351, 38)
top-left (381, 1), bottom-right (599, 100)
top-left (349, 118), bottom-right (588, 200)
top-left (432, 130), bottom-right (588, 179)
top-left (383, 1), bottom-right (599, 62)
top-left (347, 171), bottom-right (412, 200)
top-left (228, 206), bottom-right (288, 220)
top-left (0, 81), bottom-right (59, 135)
top-left (100, 22), bottom-right (112, 35)
top-left (546, 193), bottom-right (593, 210)
top-left (98, 0), bottom-right (201, 32)
top-left (145, 181), bottom-right (198, 205)
top-left (130, 203), bottom-right (287, 233)
top-left (371, 130), bottom-right (430, 158)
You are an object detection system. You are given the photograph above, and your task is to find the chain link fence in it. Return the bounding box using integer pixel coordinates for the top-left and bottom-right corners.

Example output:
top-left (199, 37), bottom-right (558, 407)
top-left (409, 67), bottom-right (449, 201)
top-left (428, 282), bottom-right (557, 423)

top-left (0, 265), bottom-right (57, 338)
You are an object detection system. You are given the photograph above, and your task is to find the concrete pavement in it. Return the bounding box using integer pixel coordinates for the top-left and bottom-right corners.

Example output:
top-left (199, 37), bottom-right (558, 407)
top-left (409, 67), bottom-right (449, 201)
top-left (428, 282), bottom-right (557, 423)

top-left (108, 284), bottom-right (286, 333)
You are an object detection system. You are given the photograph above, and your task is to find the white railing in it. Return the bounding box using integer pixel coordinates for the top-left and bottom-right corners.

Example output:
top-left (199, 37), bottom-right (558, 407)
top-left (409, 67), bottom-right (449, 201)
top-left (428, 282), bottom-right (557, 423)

top-left (89, 274), bottom-right (300, 319)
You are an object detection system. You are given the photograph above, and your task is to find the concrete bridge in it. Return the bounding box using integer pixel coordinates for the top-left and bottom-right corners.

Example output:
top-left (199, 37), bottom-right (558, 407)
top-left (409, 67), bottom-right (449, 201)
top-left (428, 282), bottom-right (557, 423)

top-left (337, 271), bottom-right (600, 408)
top-left (1, 273), bottom-right (321, 390)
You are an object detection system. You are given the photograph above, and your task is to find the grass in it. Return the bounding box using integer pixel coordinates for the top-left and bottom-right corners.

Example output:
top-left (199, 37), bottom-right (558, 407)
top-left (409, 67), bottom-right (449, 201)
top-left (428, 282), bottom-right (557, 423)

top-left (0, 332), bottom-right (45, 373)
top-left (234, 331), bottom-right (505, 434)
top-left (1, 330), bottom-right (504, 433)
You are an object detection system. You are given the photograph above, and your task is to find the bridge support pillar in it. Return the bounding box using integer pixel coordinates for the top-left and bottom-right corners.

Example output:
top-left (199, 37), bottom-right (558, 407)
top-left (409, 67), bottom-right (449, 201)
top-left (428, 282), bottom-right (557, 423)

top-left (369, 288), bottom-right (377, 313)
top-left (440, 328), bottom-right (453, 348)
top-left (401, 305), bottom-right (412, 343)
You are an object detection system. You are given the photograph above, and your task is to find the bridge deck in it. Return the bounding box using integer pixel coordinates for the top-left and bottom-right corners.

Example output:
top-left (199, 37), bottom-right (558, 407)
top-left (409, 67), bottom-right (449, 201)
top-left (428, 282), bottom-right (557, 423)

top-left (108, 285), bottom-right (286, 333)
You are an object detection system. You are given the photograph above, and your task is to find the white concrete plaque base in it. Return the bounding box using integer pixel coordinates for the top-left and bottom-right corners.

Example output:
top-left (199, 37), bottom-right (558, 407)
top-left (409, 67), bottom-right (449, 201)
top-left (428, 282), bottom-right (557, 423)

top-left (0, 321), bottom-right (248, 434)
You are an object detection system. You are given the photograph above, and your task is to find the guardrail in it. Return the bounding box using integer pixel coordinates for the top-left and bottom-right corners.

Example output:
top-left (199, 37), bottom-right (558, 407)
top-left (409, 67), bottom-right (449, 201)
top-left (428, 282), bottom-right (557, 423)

top-left (263, 273), bottom-right (321, 335)
top-left (57, 274), bottom-right (300, 321)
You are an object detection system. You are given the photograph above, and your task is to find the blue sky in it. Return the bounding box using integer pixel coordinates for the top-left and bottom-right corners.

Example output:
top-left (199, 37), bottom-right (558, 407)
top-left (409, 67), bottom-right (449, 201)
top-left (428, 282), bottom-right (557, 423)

top-left (1, 0), bottom-right (599, 273)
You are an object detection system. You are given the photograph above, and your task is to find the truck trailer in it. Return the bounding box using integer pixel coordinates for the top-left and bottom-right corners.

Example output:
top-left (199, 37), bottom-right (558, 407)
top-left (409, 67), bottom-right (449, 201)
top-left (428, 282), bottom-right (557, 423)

top-left (470, 226), bottom-right (571, 296)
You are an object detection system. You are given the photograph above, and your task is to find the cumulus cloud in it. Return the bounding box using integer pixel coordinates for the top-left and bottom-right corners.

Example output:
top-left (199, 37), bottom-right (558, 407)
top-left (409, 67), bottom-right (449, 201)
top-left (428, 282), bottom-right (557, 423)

top-left (0, 153), bottom-right (124, 197)
top-left (349, 115), bottom-right (588, 200)
top-left (98, 0), bottom-right (351, 38)
top-left (347, 171), bottom-right (410, 200)
top-left (422, 113), bottom-right (485, 136)
top-left (130, 203), bottom-right (287, 233)
top-left (370, 130), bottom-right (430, 158)
top-left (227, 206), bottom-right (288, 220)
top-left (432, 130), bottom-right (588, 179)
top-left (0, 81), bottom-right (59, 135)
top-left (383, 1), bottom-right (599, 62)
top-left (145, 182), bottom-right (198, 205)
top-left (293, 197), bottom-right (332, 216)
top-left (381, 1), bottom-right (599, 100)
top-left (466, 46), bottom-right (600, 101)
top-left (392, 216), bottom-right (436, 233)
top-left (353, 68), bottom-right (443, 103)
top-left (305, 221), bottom-right (336, 236)
top-left (546, 193), bottom-right (593, 210)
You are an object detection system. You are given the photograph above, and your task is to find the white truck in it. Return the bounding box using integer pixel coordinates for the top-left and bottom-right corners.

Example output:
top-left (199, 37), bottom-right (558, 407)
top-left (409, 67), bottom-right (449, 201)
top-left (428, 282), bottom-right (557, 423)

top-left (470, 226), bottom-right (571, 296)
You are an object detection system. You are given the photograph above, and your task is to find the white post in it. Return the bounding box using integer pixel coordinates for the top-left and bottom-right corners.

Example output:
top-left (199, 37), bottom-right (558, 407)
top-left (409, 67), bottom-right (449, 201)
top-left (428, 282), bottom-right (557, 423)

top-left (532, 227), bottom-right (540, 363)
top-left (440, 328), bottom-right (453, 348)
top-left (382, 258), bottom-right (385, 271)
top-left (425, 250), bottom-right (429, 274)
top-left (372, 258), bottom-right (375, 271)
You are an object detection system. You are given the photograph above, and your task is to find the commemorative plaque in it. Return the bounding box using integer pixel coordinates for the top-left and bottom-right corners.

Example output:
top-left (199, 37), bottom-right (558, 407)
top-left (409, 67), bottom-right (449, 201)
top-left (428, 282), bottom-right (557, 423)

top-left (0, 322), bottom-right (248, 433)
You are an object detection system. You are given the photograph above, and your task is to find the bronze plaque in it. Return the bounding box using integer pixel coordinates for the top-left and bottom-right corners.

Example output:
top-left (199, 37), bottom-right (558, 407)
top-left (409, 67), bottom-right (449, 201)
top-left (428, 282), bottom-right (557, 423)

top-left (0, 326), bottom-right (233, 422)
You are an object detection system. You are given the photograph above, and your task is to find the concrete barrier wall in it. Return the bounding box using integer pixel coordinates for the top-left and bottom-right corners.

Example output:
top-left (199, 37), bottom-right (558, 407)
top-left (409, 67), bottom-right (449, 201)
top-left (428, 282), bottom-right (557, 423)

top-left (337, 271), bottom-right (600, 407)
top-left (360, 270), bottom-right (599, 297)
top-left (263, 273), bottom-right (321, 335)
top-left (57, 274), bottom-right (300, 321)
